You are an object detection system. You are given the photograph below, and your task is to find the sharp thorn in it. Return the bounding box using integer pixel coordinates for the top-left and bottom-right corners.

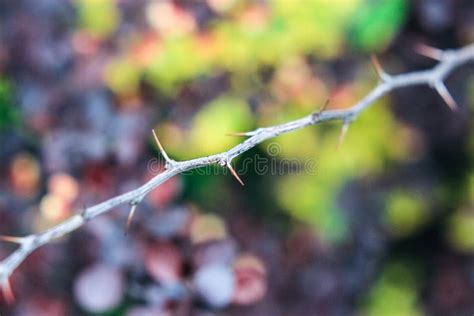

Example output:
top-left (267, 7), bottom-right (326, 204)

top-left (312, 99), bottom-right (330, 121)
top-left (337, 121), bottom-right (350, 149)
top-left (415, 43), bottom-right (444, 61)
top-left (80, 205), bottom-right (88, 219)
top-left (152, 129), bottom-right (173, 163)
top-left (125, 203), bottom-right (138, 236)
top-left (370, 54), bottom-right (390, 81)
top-left (435, 82), bottom-right (458, 111)
top-left (2, 279), bottom-right (15, 304)
top-left (0, 235), bottom-right (25, 244)
top-left (226, 131), bottom-right (252, 137)
top-left (226, 162), bottom-right (244, 186)
top-left (319, 98), bottom-right (330, 113)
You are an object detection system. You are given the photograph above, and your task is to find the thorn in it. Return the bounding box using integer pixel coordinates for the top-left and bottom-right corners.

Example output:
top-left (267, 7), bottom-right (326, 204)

top-left (2, 279), bottom-right (15, 304)
top-left (152, 129), bottom-right (173, 165)
top-left (434, 81), bottom-right (458, 110)
top-left (311, 99), bottom-right (330, 121)
top-left (319, 99), bottom-right (330, 112)
top-left (226, 131), bottom-right (253, 137)
top-left (337, 120), bottom-right (351, 149)
top-left (316, 98), bottom-right (330, 115)
top-left (0, 235), bottom-right (25, 244)
top-left (370, 54), bottom-right (390, 81)
top-left (226, 162), bottom-right (244, 186)
top-left (80, 204), bottom-right (88, 220)
top-left (415, 43), bottom-right (444, 61)
top-left (124, 202), bottom-right (138, 236)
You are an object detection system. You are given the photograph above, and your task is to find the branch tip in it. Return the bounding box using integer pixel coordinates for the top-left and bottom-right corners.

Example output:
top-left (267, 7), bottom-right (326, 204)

top-left (415, 43), bottom-right (444, 61)
top-left (226, 162), bottom-right (245, 186)
top-left (434, 82), bottom-right (458, 111)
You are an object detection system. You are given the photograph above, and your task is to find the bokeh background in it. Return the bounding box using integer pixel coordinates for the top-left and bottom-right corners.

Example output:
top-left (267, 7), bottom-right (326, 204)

top-left (0, 0), bottom-right (474, 315)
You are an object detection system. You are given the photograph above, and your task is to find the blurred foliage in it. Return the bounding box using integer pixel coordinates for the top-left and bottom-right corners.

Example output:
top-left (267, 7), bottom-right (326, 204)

top-left (383, 190), bottom-right (428, 238)
top-left (4, 0), bottom-right (474, 313)
top-left (95, 0), bottom-right (412, 243)
top-left (362, 260), bottom-right (423, 316)
top-left (0, 78), bottom-right (18, 129)
top-left (445, 166), bottom-right (474, 252)
top-left (348, 0), bottom-right (408, 51)
top-left (76, 0), bottom-right (119, 38)
top-left (275, 99), bottom-right (411, 242)
top-left (156, 96), bottom-right (254, 159)
top-left (105, 58), bottom-right (142, 97)
top-left (188, 96), bottom-right (253, 157)
top-left (105, 0), bottom-right (408, 95)
top-left (447, 210), bottom-right (474, 252)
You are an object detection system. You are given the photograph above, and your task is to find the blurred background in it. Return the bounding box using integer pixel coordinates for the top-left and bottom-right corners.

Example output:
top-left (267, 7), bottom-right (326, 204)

top-left (0, 0), bottom-right (473, 315)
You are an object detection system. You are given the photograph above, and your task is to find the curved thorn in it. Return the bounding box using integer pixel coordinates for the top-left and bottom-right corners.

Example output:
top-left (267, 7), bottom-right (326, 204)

top-left (227, 162), bottom-right (244, 186)
top-left (152, 129), bottom-right (173, 164)
top-left (435, 81), bottom-right (457, 110)
top-left (370, 54), bottom-right (390, 81)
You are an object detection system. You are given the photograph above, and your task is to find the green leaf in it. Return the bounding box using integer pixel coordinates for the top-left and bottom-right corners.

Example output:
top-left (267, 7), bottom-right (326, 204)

top-left (348, 0), bottom-right (408, 51)
top-left (0, 78), bottom-right (19, 130)
top-left (189, 97), bottom-right (253, 156)
top-left (77, 0), bottom-right (119, 38)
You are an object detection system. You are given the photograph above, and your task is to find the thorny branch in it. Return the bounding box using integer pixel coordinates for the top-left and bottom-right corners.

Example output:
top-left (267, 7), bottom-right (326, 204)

top-left (1, 43), bottom-right (473, 298)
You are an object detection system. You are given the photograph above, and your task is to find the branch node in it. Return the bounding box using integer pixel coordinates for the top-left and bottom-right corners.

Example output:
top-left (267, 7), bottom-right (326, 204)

top-left (434, 81), bottom-right (458, 111)
top-left (370, 54), bottom-right (391, 82)
top-left (80, 205), bottom-right (91, 221)
top-left (152, 129), bottom-right (175, 168)
top-left (311, 99), bottom-right (330, 122)
top-left (415, 43), bottom-right (444, 61)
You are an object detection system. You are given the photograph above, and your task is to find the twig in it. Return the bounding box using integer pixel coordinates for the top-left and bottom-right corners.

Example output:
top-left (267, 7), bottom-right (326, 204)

top-left (0, 43), bottom-right (473, 289)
